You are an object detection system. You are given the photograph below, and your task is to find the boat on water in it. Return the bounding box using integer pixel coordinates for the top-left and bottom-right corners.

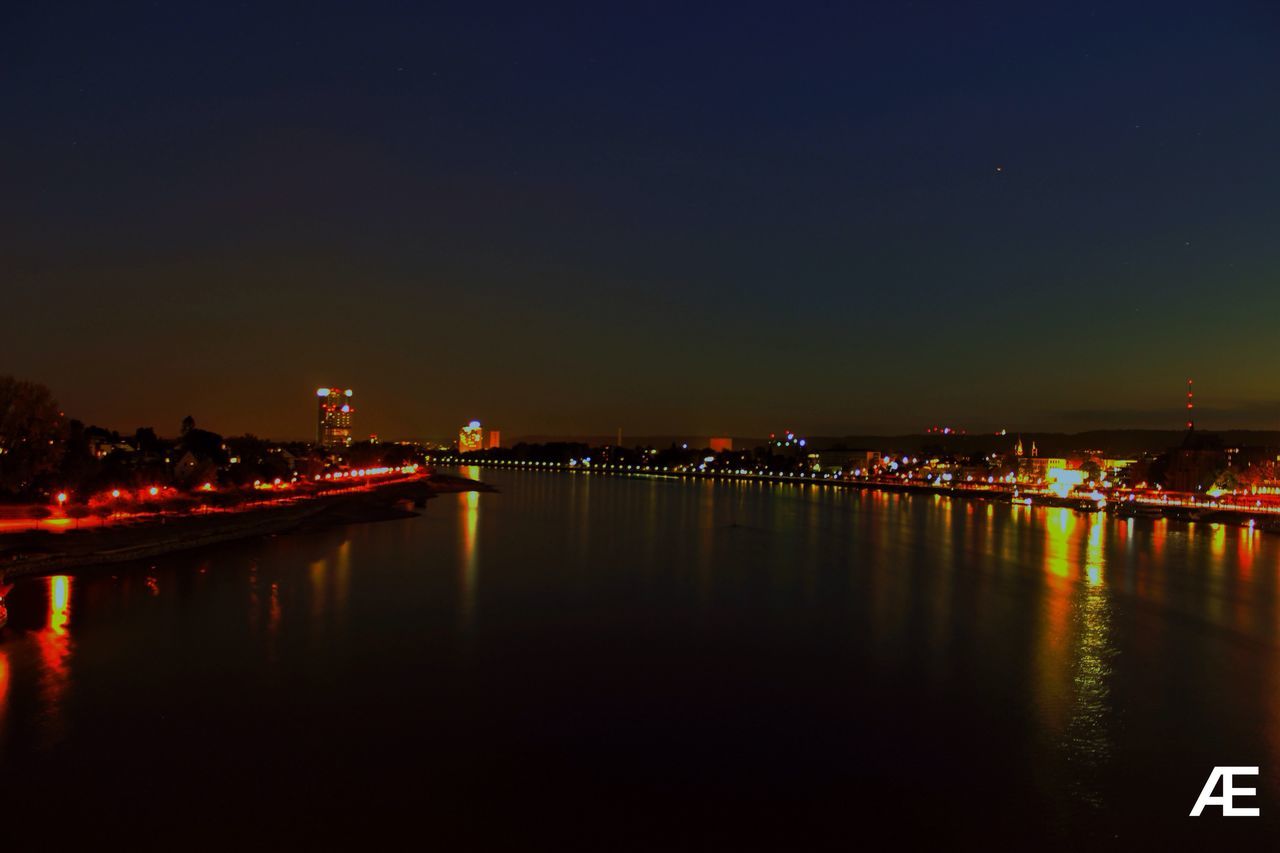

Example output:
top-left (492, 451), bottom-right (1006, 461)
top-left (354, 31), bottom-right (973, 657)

top-left (1013, 492), bottom-right (1106, 512)
top-left (1111, 502), bottom-right (1166, 519)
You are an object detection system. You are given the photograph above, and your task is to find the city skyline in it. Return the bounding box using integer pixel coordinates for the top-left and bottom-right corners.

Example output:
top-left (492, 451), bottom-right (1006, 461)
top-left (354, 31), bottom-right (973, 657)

top-left (23, 376), bottom-right (1280, 446)
top-left (4, 2), bottom-right (1279, 439)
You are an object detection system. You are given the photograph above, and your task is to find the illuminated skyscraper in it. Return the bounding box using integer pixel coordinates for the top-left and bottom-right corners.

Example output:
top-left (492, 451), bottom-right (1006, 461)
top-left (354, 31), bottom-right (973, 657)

top-left (316, 388), bottom-right (354, 448)
top-left (487, 429), bottom-right (501, 449)
top-left (459, 420), bottom-right (484, 453)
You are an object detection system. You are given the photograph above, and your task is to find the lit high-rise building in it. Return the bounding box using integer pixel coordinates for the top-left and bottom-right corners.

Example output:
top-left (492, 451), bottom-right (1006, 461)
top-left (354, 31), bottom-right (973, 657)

top-left (316, 388), bottom-right (354, 448)
top-left (487, 429), bottom-right (501, 449)
top-left (459, 420), bottom-right (484, 453)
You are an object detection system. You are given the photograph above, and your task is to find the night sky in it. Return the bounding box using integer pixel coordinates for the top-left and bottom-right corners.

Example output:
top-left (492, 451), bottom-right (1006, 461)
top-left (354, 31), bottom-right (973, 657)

top-left (4, 2), bottom-right (1278, 440)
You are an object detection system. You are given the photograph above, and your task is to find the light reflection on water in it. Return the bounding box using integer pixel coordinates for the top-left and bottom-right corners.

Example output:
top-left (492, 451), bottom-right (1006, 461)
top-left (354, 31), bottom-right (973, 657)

top-left (459, 466), bottom-right (481, 632)
top-left (1028, 510), bottom-right (1130, 812)
top-left (0, 645), bottom-right (9, 739)
top-left (334, 538), bottom-right (351, 626)
top-left (34, 575), bottom-right (73, 748)
top-left (1066, 514), bottom-right (1113, 809)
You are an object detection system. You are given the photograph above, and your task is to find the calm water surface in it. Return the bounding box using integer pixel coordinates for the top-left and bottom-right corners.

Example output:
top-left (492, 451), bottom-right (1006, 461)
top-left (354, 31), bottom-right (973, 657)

top-left (2, 468), bottom-right (1279, 848)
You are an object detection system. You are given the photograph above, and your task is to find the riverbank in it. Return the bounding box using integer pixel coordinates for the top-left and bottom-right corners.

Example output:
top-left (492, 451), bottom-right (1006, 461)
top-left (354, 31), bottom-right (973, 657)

top-left (0, 472), bottom-right (494, 580)
top-left (445, 459), bottom-right (1280, 534)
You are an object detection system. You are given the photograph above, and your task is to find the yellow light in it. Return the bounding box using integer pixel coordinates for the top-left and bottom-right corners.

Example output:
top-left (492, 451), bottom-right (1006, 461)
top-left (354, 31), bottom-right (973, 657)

top-left (48, 575), bottom-right (71, 636)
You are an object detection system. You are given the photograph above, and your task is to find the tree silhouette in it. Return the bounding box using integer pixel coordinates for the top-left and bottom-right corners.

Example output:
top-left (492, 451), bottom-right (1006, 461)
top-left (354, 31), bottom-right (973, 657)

top-left (134, 427), bottom-right (161, 453)
top-left (0, 376), bottom-right (66, 496)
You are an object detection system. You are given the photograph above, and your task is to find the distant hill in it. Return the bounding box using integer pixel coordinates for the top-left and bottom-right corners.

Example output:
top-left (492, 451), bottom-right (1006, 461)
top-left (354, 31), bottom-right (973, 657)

top-left (796, 430), bottom-right (1280, 457)
top-left (508, 430), bottom-right (1280, 457)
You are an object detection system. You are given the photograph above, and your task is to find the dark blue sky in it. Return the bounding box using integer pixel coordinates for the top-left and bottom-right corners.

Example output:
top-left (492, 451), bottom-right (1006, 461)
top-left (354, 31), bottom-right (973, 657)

top-left (4, 2), bottom-right (1278, 439)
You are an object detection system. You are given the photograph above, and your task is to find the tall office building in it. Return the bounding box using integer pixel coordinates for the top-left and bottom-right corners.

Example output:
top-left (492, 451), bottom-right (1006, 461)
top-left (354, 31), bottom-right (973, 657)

top-left (459, 420), bottom-right (484, 453)
top-left (487, 429), bottom-right (501, 449)
top-left (316, 388), bottom-right (354, 448)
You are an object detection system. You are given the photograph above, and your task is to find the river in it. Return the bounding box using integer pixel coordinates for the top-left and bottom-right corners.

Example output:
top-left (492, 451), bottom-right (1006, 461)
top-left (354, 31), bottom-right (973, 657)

top-left (0, 467), bottom-right (1277, 848)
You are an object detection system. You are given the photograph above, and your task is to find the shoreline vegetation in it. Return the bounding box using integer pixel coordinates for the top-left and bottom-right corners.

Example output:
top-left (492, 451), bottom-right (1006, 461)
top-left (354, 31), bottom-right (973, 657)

top-left (0, 473), bottom-right (493, 580)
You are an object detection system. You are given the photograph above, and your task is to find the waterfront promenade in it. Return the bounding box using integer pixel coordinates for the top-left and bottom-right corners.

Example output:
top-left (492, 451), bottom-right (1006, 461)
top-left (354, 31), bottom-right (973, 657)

top-left (0, 471), bottom-right (491, 578)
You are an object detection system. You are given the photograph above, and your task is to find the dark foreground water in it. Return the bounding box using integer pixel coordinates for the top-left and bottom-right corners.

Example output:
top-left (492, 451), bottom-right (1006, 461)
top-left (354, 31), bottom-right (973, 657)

top-left (2, 467), bottom-right (1279, 848)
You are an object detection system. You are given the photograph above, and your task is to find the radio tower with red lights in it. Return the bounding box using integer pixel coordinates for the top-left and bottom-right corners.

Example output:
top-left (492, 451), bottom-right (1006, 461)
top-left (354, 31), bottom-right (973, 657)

top-left (1185, 378), bottom-right (1194, 431)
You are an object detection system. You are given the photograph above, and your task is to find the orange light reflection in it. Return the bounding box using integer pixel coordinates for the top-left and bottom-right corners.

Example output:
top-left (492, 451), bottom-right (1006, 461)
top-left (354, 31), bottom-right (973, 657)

top-left (35, 575), bottom-right (73, 746)
top-left (459, 488), bottom-right (479, 631)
